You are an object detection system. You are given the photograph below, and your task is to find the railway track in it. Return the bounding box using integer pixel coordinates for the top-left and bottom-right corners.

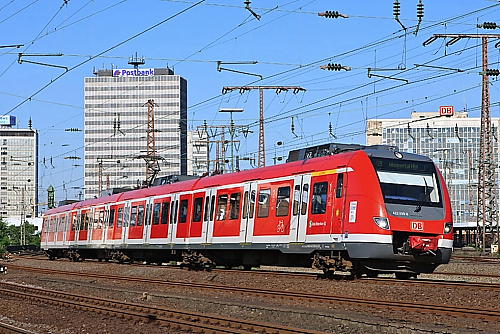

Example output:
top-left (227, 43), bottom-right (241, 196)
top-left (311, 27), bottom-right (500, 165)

top-left (11, 254), bottom-right (500, 282)
top-left (451, 255), bottom-right (500, 264)
top-left (0, 322), bottom-right (34, 334)
top-left (5, 263), bottom-right (500, 321)
top-left (0, 281), bottom-right (319, 334)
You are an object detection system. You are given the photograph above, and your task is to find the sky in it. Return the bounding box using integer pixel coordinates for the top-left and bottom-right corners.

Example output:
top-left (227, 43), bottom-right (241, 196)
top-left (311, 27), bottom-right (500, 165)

top-left (1, 0), bottom-right (500, 206)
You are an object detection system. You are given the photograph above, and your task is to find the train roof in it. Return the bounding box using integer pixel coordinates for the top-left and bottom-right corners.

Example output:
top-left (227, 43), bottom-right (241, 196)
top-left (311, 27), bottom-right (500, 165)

top-left (43, 145), bottom-right (432, 216)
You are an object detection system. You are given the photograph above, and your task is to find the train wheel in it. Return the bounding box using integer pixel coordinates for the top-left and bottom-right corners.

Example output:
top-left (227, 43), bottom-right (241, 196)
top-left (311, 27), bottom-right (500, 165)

top-left (243, 265), bottom-right (252, 271)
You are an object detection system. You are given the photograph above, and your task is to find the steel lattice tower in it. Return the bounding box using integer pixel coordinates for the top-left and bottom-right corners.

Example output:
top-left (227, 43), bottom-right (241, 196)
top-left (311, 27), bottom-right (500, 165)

top-left (423, 33), bottom-right (500, 251)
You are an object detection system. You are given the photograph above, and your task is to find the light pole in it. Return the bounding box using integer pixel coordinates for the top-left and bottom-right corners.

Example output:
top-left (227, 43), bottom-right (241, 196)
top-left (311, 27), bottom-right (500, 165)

top-left (219, 108), bottom-right (244, 172)
top-left (12, 186), bottom-right (26, 246)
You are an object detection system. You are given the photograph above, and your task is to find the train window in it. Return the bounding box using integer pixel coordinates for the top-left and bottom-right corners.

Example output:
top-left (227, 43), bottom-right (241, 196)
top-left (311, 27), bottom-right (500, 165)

top-left (173, 201), bottom-right (178, 224)
top-left (72, 214), bottom-right (78, 231)
top-left (217, 194), bottom-right (228, 220)
top-left (311, 182), bottom-right (328, 214)
top-left (137, 205), bottom-right (145, 226)
top-left (301, 184), bottom-right (309, 215)
top-left (109, 209), bottom-right (115, 227)
top-left (210, 195), bottom-right (216, 220)
top-left (249, 190), bottom-right (256, 219)
top-left (153, 203), bottom-right (161, 225)
top-left (123, 206), bottom-right (130, 227)
top-left (98, 210), bottom-right (104, 229)
top-left (293, 185), bottom-right (300, 216)
top-left (242, 191), bottom-right (249, 219)
top-left (257, 188), bottom-right (271, 218)
top-left (130, 206), bottom-right (138, 227)
top-left (336, 174), bottom-right (344, 198)
top-left (230, 193), bottom-right (241, 220)
top-left (204, 196), bottom-right (210, 221)
top-left (86, 212), bottom-right (91, 230)
top-left (193, 197), bottom-right (203, 222)
top-left (61, 216), bottom-right (67, 231)
top-left (145, 204), bottom-right (151, 226)
top-left (117, 208), bottom-right (124, 228)
top-left (80, 212), bottom-right (86, 230)
top-left (161, 202), bottom-right (170, 225)
top-left (276, 186), bottom-right (291, 217)
top-left (179, 200), bottom-right (189, 223)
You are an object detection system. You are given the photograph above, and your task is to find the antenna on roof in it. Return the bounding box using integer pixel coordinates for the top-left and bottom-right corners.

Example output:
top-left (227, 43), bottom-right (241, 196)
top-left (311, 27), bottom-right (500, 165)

top-left (128, 52), bottom-right (145, 69)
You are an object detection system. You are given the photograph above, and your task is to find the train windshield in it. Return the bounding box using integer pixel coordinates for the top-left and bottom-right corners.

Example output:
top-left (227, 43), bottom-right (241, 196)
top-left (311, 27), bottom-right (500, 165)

top-left (370, 157), bottom-right (442, 208)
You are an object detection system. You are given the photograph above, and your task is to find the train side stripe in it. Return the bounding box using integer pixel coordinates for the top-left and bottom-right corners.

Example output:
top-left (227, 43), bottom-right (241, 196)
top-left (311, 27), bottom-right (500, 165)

top-left (311, 167), bottom-right (354, 177)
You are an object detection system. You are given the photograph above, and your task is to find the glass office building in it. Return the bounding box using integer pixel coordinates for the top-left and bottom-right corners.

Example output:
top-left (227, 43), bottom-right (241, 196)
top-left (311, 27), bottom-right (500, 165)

top-left (0, 117), bottom-right (38, 221)
top-left (367, 111), bottom-right (500, 245)
top-left (84, 67), bottom-right (187, 199)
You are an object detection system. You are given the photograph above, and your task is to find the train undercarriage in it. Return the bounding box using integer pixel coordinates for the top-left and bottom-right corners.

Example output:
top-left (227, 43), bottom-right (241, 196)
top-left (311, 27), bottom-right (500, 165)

top-left (44, 239), bottom-right (449, 279)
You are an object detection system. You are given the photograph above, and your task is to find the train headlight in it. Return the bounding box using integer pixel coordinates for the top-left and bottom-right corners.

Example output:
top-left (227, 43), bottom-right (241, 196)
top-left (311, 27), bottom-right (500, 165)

top-left (373, 217), bottom-right (390, 230)
top-left (444, 222), bottom-right (453, 234)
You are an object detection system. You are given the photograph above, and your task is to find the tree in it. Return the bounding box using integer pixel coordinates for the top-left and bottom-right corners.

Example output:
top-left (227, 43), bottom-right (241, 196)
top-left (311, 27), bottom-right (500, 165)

top-left (0, 217), bottom-right (40, 255)
top-left (0, 217), bottom-right (10, 256)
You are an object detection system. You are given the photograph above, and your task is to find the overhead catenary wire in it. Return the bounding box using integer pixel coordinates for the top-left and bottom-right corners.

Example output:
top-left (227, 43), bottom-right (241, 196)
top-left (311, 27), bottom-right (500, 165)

top-left (2, 0), bottom-right (206, 117)
top-left (7, 0), bottom-right (500, 201)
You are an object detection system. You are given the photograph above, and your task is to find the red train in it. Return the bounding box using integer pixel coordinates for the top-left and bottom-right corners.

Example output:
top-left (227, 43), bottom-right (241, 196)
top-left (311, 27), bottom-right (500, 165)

top-left (41, 144), bottom-right (453, 278)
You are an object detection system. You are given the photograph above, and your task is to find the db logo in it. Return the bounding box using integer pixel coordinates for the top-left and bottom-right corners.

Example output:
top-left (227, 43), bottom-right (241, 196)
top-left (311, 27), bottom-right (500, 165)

top-left (411, 221), bottom-right (424, 231)
top-left (439, 106), bottom-right (454, 116)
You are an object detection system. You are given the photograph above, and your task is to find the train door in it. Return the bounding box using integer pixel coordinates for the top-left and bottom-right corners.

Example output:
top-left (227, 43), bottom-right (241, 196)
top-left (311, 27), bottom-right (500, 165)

top-left (91, 207), bottom-right (105, 244)
top-left (143, 198), bottom-right (154, 243)
top-left (188, 192), bottom-right (205, 244)
top-left (109, 204), bottom-right (123, 244)
top-left (121, 202), bottom-right (131, 244)
top-left (211, 186), bottom-right (244, 244)
top-left (291, 174), bottom-right (311, 243)
top-left (57, 215), bottom-right (65, 243)
top-left (62, 213), bottom-right (69, 246)
top-left (78, 209), bottom-right (90, 244)
top-left (203, 189), bottom-right (216, 244)
top-left (101, 205), bottom-right (110, 244)
top-left (127, 200), bottom-right (146, 242)
top-left (175, 193), bottom-right (192, 243)
top-left (105, 205), bottom-right (115, 244)
top-left (167, 194), bottom-right (179, 244)
top-left (243, 182), bottom-right (258, 243)
top-left (305, 174), bottom-right (335, 242)
top-left (150, 197), bottom-right (171, 243)
top-left (68, 211), bottom-right (79, 246)
top-left (331, 172), bottom-right (346, 237)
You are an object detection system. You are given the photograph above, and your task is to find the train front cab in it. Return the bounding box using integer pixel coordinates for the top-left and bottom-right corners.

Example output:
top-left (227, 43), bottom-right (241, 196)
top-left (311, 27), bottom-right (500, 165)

top-left (343, 150), bottom-right (453, 277)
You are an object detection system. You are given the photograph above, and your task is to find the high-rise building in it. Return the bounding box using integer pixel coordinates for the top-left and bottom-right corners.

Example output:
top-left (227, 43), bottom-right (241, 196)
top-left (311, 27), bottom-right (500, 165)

top-left (367, 111), bottom-right (500, 246)
top-left (0, 116), bottom-right (38, 223)
top-left (187, 130), bottom-right (208, 176)
top-left (84, 66), bottom-right (187, 199)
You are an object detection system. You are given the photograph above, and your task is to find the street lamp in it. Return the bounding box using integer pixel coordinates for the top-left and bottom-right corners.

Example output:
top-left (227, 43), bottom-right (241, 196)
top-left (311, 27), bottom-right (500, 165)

top-left (219, 108), bottom-right (244, 172)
